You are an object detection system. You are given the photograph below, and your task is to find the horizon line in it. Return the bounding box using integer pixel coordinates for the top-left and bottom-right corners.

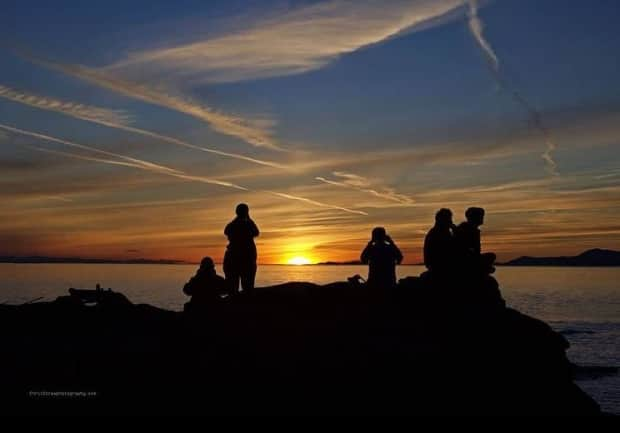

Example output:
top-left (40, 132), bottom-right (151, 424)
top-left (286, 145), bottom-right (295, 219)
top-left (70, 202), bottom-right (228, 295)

top-left (1, 248), bottom-right (617, 267)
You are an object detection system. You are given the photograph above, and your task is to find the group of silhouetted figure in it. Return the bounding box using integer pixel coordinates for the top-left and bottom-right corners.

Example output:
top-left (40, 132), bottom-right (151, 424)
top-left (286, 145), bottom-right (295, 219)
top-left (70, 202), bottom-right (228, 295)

top-left (184, 204), bottom-right (259, 310)
top-left (424, 207), bottom-right (496, 277)
top-left (183, 203), bottom-right (496, 311)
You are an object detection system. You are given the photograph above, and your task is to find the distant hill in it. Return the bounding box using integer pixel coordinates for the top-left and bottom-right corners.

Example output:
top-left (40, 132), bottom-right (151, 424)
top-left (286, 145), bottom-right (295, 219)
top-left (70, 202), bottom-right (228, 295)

top-left (0, 256), bottom-right (187, 265)
top-left (504, 249), bottom-right (620, 267)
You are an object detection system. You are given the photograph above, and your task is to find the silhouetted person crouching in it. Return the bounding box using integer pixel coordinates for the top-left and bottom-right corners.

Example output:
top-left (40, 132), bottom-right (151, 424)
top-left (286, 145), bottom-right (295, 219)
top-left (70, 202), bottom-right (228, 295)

top-left (424, 208), bottom-right (456, 275)
top-left (183, 257), bottom-right (227, 312)
top-left (454, 207), bottom-right (496, 275)
top-left (361, 227), bottom-right (403, 288)
top-left (224, 203), bottom-right (259, 295)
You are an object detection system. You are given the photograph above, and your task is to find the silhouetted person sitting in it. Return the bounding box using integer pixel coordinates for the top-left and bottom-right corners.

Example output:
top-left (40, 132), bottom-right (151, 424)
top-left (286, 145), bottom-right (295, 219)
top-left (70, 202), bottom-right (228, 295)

top-left (224, 203), bottom-right (259, 296)
top-left (423, 208), bottom-right (457, 275)
top-left (454, 207), bottom-right (496, 275)
top-left (183, 257), bottom-right (227, 312)
top-left (361, 227), bottom-right (403, 289)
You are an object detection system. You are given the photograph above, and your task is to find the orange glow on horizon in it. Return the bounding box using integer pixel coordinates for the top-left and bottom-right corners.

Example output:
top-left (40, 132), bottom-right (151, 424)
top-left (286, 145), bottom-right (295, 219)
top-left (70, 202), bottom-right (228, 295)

top-left (286, 256), bottom-right (313, 265)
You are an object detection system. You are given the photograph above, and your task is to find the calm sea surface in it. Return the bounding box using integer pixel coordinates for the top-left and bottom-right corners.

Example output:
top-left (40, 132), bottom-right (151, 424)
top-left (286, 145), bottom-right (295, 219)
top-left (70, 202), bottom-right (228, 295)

top-left (0, 264), bottom-right (618, 413)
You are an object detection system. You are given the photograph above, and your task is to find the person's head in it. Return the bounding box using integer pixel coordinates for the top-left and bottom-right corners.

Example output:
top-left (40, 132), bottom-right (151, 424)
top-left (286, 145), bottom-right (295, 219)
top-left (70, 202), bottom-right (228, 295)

top-left (371, 227), bottom-right (387, 243)
top-left (235, 203), bottom-right (250, 218)
top-left (465, 207), bottom-right (485, 227)
top-left (199, 257), bottom-right (216, 275)
top-left (435, 208), bottom-right (453, 228)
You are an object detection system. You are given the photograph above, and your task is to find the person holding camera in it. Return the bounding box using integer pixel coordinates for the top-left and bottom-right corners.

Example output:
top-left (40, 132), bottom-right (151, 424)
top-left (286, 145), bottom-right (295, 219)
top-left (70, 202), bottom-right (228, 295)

top-left (360, 227), bottom-right (403, 289)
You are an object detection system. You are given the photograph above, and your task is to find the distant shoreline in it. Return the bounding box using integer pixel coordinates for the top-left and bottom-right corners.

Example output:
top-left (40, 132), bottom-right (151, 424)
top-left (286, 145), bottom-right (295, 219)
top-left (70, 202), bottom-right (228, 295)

top-left (497, 263), bottom-right (620, 267)
top-left (2, 262), bottom-right (620, 268)
top-left (0, 257), bottom-right (189, 265)
top-left (2, 248), bottom-right (619, 267)
top-left (501, 249), bottom-right (620, 267)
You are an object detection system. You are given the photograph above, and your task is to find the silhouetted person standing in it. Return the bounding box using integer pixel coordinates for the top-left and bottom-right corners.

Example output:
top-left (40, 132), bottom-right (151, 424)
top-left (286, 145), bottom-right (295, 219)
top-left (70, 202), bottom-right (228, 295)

top-left (454, 207), bottom-right (496, 274)
top-left (183, 257), bottom-right (227, 312)
top-left (423, 208), bottom-right (456, 274)
top-left (224, 203), bottom-right (259, 295)
top-left (361, 227), bottom-right (403, 288)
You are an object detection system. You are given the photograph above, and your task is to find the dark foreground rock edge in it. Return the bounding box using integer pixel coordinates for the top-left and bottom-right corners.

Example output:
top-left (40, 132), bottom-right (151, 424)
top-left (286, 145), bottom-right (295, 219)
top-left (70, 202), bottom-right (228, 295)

top-left (0, 278), bottom-right (603, 415)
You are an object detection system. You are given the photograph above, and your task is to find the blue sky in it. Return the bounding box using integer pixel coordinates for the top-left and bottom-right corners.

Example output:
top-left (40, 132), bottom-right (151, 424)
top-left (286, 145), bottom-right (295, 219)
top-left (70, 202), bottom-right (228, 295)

top-left (1, 0), bottom-right (619, 263)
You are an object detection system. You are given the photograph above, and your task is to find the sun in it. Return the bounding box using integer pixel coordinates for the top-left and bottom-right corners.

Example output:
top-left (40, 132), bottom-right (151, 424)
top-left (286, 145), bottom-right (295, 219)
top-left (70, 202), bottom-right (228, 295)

top-left (286, 256), bottom-right (312, 266)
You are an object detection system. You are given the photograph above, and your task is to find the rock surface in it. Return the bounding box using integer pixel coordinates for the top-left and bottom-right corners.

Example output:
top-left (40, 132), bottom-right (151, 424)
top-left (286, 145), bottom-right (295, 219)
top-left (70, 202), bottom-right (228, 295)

top-left (0, 276), bottom-right (601, 415)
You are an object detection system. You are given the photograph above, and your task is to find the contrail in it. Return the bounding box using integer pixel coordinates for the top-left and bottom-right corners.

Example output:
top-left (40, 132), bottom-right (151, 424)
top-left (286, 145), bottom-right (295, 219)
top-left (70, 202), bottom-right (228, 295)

top-left (2, 124), bottom-right (365, 215)
top-left (23, 144), bottom-right (153, 171)
top-left (315, 174), bottom-right (415, 205)
top-left (0, 123), bottom-right (248, 189)
top-left (0, 84), bottom-right (132, 126)
top-left (109, 122), bottom-right (289, 170)
top-left (0, 123), bottom-right (182, 175)
top-left (264, 191), bottom-right (369, 216)
top-left (0, 83), bottom-right (288, 170)
top-left (19, 54), bottom-right (284, 151)
top-left (465, 0), bottom-right (499, 71)
top-left (465, 0), bottom-right (559, 175)
top-left (105, 0), bottom-right (465, 84)
top-left (0, 124), bottom-right (248, 190)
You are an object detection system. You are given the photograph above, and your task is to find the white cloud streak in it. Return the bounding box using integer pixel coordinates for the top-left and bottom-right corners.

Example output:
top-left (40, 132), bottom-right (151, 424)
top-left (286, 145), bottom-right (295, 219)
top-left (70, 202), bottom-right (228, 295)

top-left (316, 171), bottom-right (415, 205)
top-left (2, 123), bottom-right (367, 215)
top-left (0, 84), bottom-right (133, 126)
top-left (465, 0), bottom-right (498, 70)
top-left (264, 191), bottom-right (369, 216)
top-left (108, 0), bottom-right (465, 84)
top-left (0, 123), bottom-right (182, 175)
top-left (1, 124), bottom-right (250, 190)
top-left (16, 1), bottom-right (465, 155)
top-left (45, 195), bottom-right (74, 203)
top-left (26, 58), bottom-right (283, 151)
top-left (22, 144), bottom-right (158, 171)
top-left (465, 0), bottom-right (559, 175)
top-left (0, 83), bottom-right (288, 170)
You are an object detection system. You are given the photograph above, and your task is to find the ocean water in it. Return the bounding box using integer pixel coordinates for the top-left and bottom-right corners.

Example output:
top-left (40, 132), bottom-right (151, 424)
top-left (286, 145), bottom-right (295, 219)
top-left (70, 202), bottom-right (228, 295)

top-left (0, 264), bottom-right (618, 413)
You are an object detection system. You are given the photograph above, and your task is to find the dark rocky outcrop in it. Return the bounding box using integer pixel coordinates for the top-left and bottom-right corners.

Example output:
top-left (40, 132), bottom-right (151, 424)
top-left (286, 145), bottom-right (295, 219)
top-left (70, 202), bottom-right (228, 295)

top-left (0, 276), bottom-right (601, 415)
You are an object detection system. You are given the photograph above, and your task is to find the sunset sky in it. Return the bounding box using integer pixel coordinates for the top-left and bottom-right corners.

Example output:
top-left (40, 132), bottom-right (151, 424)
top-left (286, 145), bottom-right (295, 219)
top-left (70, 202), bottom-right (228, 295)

top-left (1, 0), bottom-right (619, 264)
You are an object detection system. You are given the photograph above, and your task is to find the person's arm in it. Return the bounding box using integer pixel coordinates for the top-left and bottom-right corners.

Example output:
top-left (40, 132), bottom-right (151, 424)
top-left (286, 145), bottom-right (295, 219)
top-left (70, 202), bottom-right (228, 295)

top-left (361, 243), bottom-right (372, 264)
top-left (249, 219), bottom-right (259, 237)
top-left (393, 244), bottom-right (404, 265)
top-left (224, 222), bottom-right (231, 238)
top-left (183, 276), bottom-right (197, 296)
top-left (423, 233), bottom-right (432, 269)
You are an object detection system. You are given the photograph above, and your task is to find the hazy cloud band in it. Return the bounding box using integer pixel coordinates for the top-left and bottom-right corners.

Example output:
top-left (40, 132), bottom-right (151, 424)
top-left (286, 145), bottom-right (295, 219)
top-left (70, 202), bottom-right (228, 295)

top-left (1, 123), bottom-right (367, 215)
top-left (0, 84), bottom-right (132, 126)
top-left (109, 0), bottom-right (465, 84)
